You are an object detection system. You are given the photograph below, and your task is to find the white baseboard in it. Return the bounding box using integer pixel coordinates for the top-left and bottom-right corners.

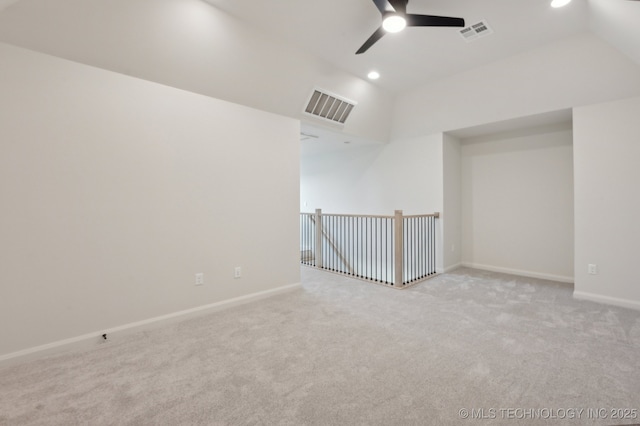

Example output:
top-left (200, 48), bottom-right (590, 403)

top-left (0, 282), bottom-right (301, 367)
top-left (573, 291), bottom-right (640, 311)
top-left (461, 262), bottom-right (574, 283)
top-left (443, 263), bottom-right (462, 273)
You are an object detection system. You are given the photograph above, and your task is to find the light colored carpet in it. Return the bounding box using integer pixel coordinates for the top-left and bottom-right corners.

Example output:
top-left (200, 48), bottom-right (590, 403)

top-left (1, 267), bottom-right (639, 425)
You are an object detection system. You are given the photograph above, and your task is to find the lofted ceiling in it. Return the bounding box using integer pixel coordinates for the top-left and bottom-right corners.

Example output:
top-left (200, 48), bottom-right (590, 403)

top-left (0, 0), bottom-right (638, 97)
top-left (204, 0), bottom-right (597, 94)
top-left (0, 0), bottom-right (638, 146)
top-left (204, 0), bottom-right (639, 144)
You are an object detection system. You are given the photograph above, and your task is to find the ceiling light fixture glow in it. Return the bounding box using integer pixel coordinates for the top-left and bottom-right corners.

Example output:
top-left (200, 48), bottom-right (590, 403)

top-left (550, 0), bottom-right (572, 8)
top-left (382, 14), bottom-right (407, 33)
top-left (367, 71), bottom-right (380, 80)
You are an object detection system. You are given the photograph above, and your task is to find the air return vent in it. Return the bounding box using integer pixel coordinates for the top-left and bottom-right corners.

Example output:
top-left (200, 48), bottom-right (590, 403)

top-left (304, 89), bottom-right (357, 125)
top-left (459, 20), bottom-right (493, 42)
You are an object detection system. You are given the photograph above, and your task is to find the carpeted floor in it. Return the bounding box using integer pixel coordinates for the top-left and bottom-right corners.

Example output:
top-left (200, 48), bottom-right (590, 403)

top-left (1, 267), bottom-right (639, 425)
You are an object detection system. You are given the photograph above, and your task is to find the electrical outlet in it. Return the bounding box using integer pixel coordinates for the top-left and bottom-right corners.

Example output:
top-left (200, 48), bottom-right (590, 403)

top-left (588, 264), bottom-right (598, 275)
top-left (195, 273), bottom-right (204, 286)
top-left (234, 267), bottom-right (242, 279)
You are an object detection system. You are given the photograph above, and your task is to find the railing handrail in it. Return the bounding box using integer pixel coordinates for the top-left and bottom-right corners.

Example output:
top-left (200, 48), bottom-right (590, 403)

top-left (404, 213), bottom-right (440, 219)
top-left (301, 212), bottom-right (395, 219)
top-left (302, 212), bottom-right (440, 219)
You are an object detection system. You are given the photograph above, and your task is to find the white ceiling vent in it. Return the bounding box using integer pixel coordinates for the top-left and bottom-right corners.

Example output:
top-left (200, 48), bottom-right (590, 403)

top-left (459, 20), bottom-right (493, 42)
top-left (304, 89), bottom-right (357, 125)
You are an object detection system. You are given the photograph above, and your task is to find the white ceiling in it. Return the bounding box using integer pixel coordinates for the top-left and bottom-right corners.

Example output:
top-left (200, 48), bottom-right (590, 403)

top-left (204, 0), bottom-right (639, 144)
top-left (0, 0), bottom-right (637, 98)
top-left (204, 0), bottom-right (593, 94)
top-left (1, 0), bottom-right (637, 147)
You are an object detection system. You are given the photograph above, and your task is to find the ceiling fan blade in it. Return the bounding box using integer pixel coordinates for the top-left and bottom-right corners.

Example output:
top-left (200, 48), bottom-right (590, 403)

top-left (356, 27), bottom-right (386, 54)
top-left (406, 14), bottom-right (465, 27)
top-left (371, 0), bottom-right (393, 14)
top-left (388, 0), bottom-right (408, 14)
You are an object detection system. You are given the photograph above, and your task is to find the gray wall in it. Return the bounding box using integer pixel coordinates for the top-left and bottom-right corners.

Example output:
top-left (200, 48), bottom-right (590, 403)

top-left (573, 95), bottom-right (640, 309)
top-left (461, 125), bottom-right (574, 282)
top-left (0, 43), bottom-right (301, 358)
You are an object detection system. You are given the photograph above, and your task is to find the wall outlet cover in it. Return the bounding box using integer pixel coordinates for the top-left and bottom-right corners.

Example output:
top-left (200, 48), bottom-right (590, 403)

top-left (195, 273), bottom-right (204, 285)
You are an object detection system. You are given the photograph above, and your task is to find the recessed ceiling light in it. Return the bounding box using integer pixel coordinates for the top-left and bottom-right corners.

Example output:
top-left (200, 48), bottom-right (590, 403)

top-left (550, 0), bottom-right (571, 8)
top-left (367, 71), bottom-right (380, 80)
top-left (382, 14), bottom-right (407, 33)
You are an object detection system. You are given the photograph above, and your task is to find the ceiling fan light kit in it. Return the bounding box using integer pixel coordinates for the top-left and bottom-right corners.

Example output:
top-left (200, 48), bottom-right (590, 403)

top-left (356, 0), bottom-right (466, 54)
top-left (382, 13), bottom-right (407, 32)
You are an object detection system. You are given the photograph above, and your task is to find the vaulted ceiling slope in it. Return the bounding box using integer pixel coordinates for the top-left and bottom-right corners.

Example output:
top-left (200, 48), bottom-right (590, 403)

top-left (0, 0), bottom-right (639, 143)
top-left (589, 0), bottom-right (640, 64)
top-left (393, 32), bottom-right (640, 139)
top-left (205, 0), bottom-right (595, 93)
top-left (203, 0), bottom-right (640, 93)
top-left (0, 0), bottom-right (394, 144)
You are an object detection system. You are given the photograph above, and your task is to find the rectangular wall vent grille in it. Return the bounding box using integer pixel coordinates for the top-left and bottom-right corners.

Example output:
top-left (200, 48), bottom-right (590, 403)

top-left (459, 20), bottom-right (493, 42)
top-left (304, 89), bottom-right (356, 124)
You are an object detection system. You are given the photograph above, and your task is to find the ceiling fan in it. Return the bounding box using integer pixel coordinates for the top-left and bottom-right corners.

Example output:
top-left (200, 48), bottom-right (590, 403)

top-left (356, 0), bottom-right (465, 54)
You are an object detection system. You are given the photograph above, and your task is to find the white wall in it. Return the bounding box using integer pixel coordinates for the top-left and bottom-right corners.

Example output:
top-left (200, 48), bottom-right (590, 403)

top-left (301, 136), bottom-right (443, 216)
top-left (443, 134), bottom-right (462, 271)
top-left (461, 124), bottom-right (574, 282)
top-left (300, 135), bottom-right (445, 270)
top-left (573, 96), bottom-right (640, 309)
top-left (0, 0), bottom-right (393, 144)
top-left (358, 136), bottom-right (444, 217)
top-left (0, 43), bottom-right (300, 358)
top-left (392, 33), bottom-right (640, 140)
top-left (300, 144), bottom-right (384, 214)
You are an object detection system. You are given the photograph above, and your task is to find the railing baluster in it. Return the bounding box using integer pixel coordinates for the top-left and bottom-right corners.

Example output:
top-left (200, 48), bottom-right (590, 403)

top-left (378, 218), bottom-right (381, 282)
top-left (331, 216), bottom-right (337, 271)
top-left (421, 217), bottom-right (424, 278)
top-left (333, 215), bottom-right (337, 271)
top-left (338, 216), bottom-right (341, 272)
top-left (384, 218), bottom-right (388, 283)
top-left (374, 217), bottom-right (378, 281)
top-left (430, 216), bottom-right (433, 275)
top-left (358, 217), bottom-right (361, 277)
top-left (368, 217), bottom-right (371, 280)
top-left (423, 216), bottom-right (427, 277)
top-left (432, 215), bottom-right (436, 274)
top-left (301, 210), bottom-right (438, 287)
top-left (411, 217), bottom-right (415, 282)
top-left (341, 216), bottom-right (345, 273)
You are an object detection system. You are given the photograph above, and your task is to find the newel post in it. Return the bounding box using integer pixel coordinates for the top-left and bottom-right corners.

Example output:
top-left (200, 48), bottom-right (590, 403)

top-left (314, 208), bottom-right (323, 269)
top-left (394, 210), bottom-right (403, 287)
